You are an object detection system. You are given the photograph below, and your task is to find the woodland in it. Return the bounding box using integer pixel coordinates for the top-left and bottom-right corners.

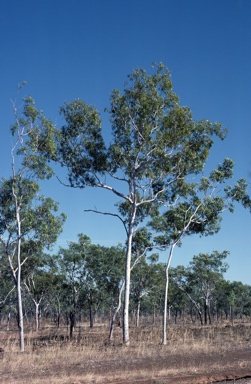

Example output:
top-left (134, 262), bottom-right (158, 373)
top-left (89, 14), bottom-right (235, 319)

top-left (0, 64), bottom-right (251, 359)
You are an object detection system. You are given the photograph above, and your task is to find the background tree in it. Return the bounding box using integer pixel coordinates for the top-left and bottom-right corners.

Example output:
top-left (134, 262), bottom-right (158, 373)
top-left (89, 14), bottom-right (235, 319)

top-left (56, 237), bottom-right (90, 338)
top-left (56, 234), bottom-right (125, 335)
top-left (84, 243), bottom-right (125, 331)
top-left (0, 249), bottom-right (15, 327)
top-left (171, 251), bottom-right (229, 325)
top-left (168, 267), bottom-right (190, 324)
top-left (227, 281), bottom-right (251, 320)
top-left (23, 254), bottom-right (56, 331)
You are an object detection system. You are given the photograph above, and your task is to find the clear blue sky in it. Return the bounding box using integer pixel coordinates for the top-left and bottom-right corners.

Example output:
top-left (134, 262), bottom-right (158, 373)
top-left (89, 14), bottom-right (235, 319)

top-left (1, 0), bottom-right (251, 284)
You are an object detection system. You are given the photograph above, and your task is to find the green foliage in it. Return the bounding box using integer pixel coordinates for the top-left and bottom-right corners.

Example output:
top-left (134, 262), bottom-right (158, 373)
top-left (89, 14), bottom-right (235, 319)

top-left (225, 178), bottom-right (251, 212)
top-left (11, 96), bottom-right (57, 180)
top-left (0, 178), bottom-right (66, 249)
top-left (148, 155), bottom-right (248, 251)
top-left (11, 64), bottom-right (250, 338)
top-left (170, 251), bottom-right (229, 324)
top-left (187, 251), bottom-right (229, 285)
top-left (54, 63), bottom-right (229, 230)
top-left (55, 234), bottom-right (125, 322)
top-left (58, 99), bottom-right (107, 186)
top-left (107, 64), bottom-right (226, 183)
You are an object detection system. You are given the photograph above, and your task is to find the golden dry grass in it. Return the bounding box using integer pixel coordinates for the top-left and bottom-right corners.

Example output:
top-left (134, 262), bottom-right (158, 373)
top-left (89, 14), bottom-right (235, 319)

top-left (0, 321), bottom-right (250, 383)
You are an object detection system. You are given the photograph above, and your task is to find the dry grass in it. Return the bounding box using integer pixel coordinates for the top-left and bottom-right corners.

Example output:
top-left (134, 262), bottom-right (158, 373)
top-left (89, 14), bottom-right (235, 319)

top-left (0, 321), bottom-right (250, 383)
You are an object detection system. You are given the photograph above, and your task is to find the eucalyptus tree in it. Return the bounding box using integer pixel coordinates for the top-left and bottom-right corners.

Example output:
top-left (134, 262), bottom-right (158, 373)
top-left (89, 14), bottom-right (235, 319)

top-left (168, 267), bottom-right (190, 323)
top-left (170, 252), bottom-right (228, 326)
top-left (85, 242), bottom-right (125, 331)
top-left (130, 257), bottom-right (151, 327)
top-left (52, 63), bottom-right (229, 344)
top-left (23, 255), bottom-right (57, 331)
top-left (56, 234), bottom-right (125, 333)
top-left (187, 251), bottom-right (229, 325)
top-left (226, 281), bottom-right (251, 320)
top-left (130, 251), bottom-right (163, 327)
top-left (149, 159), bottom-right (251, 343)
top-left (56, 236), bottom-right (91, 337)
top-left (0, 92), bottom-right (65, 351)
top-left (143, 259), bottom-right (166, 325)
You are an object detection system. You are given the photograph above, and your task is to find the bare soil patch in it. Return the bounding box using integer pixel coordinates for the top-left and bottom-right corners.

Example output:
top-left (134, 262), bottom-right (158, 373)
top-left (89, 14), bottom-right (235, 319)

top-left (0, 322), bottom-right (250, 383)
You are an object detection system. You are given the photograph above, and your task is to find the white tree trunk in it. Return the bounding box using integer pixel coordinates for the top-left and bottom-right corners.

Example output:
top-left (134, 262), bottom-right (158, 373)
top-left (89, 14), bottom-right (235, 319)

top-left (35, 302), bottom-right (39, 331)
top-left (16, 213), bottom-right (25, 352)
top-left (11, 166), bottom-right (25, 352)
top-left (109, 280), bottom-right (124, 340)
top-left (162, 267), bottom-right (169, 345)
top-left (162, 244), bottom-right (175, 345)
top-left (123, 234), bottom-right (132, 345)
top-left (123, 201), bottom-right (137, 345)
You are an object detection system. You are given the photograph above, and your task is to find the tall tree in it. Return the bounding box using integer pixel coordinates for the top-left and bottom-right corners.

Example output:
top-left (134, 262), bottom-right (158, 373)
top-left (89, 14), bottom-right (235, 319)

top-left (0, 91), bottom-right (65, 351)
top-left (52, 63), bottom-right (229, 344)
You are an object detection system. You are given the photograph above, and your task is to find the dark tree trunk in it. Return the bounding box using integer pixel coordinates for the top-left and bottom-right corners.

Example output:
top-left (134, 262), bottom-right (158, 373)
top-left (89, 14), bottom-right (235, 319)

top-left (69, 311), bottom-right (75, 339)
top-left (89, 298), bottom-right (94, 329)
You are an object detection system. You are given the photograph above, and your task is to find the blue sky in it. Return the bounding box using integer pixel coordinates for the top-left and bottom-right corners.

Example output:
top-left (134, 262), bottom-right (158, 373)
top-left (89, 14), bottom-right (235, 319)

top-left (1, 0), bottom-right (251, 284)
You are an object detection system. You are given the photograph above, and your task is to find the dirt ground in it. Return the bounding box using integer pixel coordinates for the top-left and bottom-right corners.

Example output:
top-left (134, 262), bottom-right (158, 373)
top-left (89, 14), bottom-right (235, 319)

top-left (0, 323), bottom-right (251, 384)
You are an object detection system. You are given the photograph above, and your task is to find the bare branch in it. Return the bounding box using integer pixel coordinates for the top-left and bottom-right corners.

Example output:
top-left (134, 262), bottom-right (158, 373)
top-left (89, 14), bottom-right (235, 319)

top-left (84, 209), bottom-right (128, 236)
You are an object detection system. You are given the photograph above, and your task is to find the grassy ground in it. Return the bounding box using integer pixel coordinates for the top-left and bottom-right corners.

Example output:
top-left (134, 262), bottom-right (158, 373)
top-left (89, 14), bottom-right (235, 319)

top-left (0, 320), bottom-right (251, 383)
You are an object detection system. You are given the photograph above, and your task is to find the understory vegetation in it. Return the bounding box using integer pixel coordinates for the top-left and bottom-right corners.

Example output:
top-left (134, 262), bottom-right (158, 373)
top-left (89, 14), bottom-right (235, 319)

top-left (0, 319), bottom-right (251, 384)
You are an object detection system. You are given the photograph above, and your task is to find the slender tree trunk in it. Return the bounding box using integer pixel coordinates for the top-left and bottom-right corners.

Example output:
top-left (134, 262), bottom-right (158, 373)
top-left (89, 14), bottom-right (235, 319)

top-left (208, 304), bottom-right (212, 325)
top-left (7, 312), bottom-right (11, 331)
top-left (35, 302), bottom-right (39, 331)
top-left (162, 269), bottom-right (169, 345)
top-left (204, 301), bottom-right (207, 325)
top-left (89, 298), bottom-right (94, 328)
top-left (56, 297), bottom-right (61, 328)
top-left (136, 299), bottom-right (141, 327)
top-left (69, 311), bottom-right (75, 339)
top-left (168, 305), bottom-right (172, 321)
top-left (17, 264), bottom-right (24, 351)
top-left (152, 304), bottom-right (156, 326)
top-left (123, 202), bottom-right (137, 345)
top-left (162, 244), bottom-right (175, 345)
top-left (57, 313), bottom-right (60, 328)
top-left (109, 280), bottom-right (124, 340)
top-left (16, 211), bottom-right (25, 352)
top-left (123, 239), bottom-right (132, 345)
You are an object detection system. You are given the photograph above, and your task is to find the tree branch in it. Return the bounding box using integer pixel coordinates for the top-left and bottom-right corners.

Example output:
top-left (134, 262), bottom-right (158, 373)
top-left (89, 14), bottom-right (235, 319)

top-left (84, 209), bottom-right (128, 236)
